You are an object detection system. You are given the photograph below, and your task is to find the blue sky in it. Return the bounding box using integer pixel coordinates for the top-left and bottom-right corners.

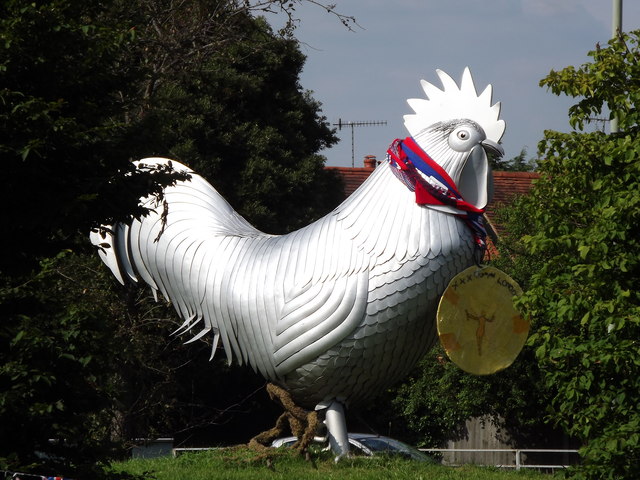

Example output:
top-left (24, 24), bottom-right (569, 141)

top-left (267, 1), bottom-right (640, 167)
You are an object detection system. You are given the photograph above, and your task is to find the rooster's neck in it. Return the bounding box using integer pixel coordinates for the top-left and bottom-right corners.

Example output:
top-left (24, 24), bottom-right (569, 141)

top-left (334, 163), bottom-right (471, 262)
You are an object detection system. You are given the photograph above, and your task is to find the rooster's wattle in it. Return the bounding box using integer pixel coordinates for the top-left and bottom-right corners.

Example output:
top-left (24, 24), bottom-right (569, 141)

top-left (91, 68), bottom-right (505, 456)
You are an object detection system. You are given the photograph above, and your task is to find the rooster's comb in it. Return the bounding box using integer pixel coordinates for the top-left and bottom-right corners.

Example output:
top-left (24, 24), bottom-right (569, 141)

top-left (403, 67), bottom-right (505, 143)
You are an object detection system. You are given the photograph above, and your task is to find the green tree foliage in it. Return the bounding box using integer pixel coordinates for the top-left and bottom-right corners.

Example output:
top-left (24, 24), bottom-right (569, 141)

top-left (1, 251), bottom-right (279, 474)
top-left (490, 148), bottom-right (537, 172)
top-left (139, 14), bottom-right (342, 233)
top-left (0, 0), bottom-right (188, 275)
top-left (1, 252), bottom-right (137, 476)
top-left (392, 345), bottom-right (555, 449)
top-left (509, 31), bottom-right (640, 479)
top-left (3, 252), bottom-right (182, 474)
top-left (0, 3), bottom-right (184, 473)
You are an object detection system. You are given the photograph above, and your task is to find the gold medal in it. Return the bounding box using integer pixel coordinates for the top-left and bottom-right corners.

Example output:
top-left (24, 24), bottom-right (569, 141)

top-left (437, 266), bottom-right (529, 375)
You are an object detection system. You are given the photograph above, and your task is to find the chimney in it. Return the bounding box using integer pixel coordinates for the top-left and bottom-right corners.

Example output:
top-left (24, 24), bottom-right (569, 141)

top-left (363, 155), bottom-right (377, 169)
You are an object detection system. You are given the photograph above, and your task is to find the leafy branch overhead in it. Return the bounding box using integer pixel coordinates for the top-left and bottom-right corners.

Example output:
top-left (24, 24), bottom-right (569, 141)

top-left (540, 30), bottom-right (640, 132)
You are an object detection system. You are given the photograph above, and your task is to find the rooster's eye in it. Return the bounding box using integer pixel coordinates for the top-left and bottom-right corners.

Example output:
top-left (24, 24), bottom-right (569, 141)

top-left (449, 124), bottom-right (483, 152)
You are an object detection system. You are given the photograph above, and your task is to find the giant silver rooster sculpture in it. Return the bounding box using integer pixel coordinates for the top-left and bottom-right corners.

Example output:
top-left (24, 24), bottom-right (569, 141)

top-left (91, 68), bottom-right (505, 457)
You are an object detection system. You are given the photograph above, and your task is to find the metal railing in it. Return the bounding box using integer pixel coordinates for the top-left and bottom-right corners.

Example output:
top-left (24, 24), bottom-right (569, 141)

top-left (173, 447), bottom-right (219, 456)
top-left (172, 445), bottom-right (580, 471)
top-left (419, 448), bottom-right (580, 471)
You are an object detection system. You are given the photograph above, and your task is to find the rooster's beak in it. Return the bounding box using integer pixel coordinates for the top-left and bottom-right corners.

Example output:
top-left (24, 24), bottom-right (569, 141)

top-left (481, 139), bottom-right (504, 159)
top-left (457, 141), bottom-right (500, 211)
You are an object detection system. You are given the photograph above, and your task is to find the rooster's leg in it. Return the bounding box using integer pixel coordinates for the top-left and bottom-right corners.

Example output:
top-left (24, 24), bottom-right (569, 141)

top-left (249, 383), bottom-right (319, 454)
top-left (323, 399), bottom-right (349, 460)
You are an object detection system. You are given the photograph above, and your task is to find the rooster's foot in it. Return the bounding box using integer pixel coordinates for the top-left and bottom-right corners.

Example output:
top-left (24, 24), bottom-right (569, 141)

top-left (248, 383), bottom-right (319, 455)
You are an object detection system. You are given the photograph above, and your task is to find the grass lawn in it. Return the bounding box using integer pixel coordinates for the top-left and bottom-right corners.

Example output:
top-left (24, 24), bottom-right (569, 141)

top-left (111, 447), bottom-right (561, 480)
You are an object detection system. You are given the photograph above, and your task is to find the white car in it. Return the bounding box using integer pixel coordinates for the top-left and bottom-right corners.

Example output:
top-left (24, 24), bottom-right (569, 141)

top-left (271, 433), bottom-right (433, 461)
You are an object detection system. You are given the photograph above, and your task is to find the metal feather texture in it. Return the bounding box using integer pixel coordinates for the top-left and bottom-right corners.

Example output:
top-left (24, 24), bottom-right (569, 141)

top-left (91, 68), bottom-right (504, 410)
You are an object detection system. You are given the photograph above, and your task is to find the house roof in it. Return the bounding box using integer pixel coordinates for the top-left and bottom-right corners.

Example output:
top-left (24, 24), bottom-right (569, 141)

top-left (486, 171), bottom-right (539, 219)
top-left (325, 155), bottom-right (378, 197)
top-left (484, 171), bottom-right (539, 243)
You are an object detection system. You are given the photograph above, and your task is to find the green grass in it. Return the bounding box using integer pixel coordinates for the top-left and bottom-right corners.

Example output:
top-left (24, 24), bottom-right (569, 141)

top-left (111, 447), bottom-right (560, 480)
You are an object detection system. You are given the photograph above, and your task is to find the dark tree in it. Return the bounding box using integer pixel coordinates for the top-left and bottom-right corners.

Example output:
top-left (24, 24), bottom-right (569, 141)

top-left (0, 0), bottom-right (346, 476)
top-left (137, 14), bottom-right (343, 233)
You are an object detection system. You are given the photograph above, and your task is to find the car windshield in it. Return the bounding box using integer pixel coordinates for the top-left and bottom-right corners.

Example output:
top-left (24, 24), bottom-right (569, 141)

top-left (358, 437), bottom-right (401, 452)
top-left (357, 437), bottom-right (430, 461)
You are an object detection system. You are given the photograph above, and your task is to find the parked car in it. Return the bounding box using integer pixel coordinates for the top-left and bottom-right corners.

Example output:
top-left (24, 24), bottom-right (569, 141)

top-left (271, 433), bottom-right (433, 461)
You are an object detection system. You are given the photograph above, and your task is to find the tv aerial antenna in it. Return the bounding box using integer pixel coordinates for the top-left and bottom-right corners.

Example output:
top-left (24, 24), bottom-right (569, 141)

top-left (334, 119), bottom-right (387, 167)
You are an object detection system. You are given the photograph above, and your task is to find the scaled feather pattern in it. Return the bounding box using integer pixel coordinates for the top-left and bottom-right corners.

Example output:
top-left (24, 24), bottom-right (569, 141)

top-left (92, 68), bottom-right (505, 409)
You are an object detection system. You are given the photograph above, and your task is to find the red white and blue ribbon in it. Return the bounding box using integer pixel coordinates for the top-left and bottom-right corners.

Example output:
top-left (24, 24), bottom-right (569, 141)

top-left (386, 137), bottom-right (487, 253)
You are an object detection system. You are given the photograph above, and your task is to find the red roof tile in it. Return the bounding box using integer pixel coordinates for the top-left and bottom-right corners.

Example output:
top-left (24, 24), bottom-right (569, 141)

top-left (488, 171), bottom-right (539, 208)
top-left (325, 166), bottom-right (376, 197)
top-left (326, 155), bottom-right (379, 196)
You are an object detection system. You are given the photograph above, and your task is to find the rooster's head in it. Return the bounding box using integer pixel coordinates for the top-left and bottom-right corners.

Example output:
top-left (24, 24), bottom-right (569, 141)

top-left (403, 68), bottom-right (505, 210)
